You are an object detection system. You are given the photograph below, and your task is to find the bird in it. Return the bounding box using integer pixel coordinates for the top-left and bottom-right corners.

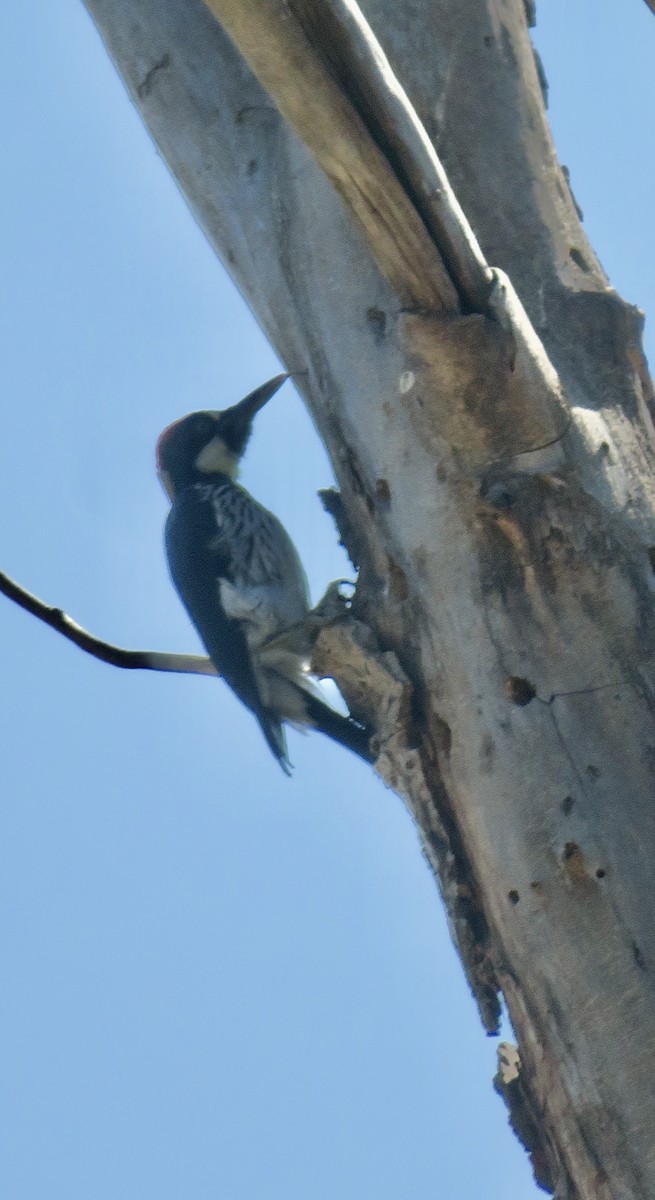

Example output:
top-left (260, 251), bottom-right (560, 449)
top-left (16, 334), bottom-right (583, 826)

top-left (156, 373), bottom-right (371, 773)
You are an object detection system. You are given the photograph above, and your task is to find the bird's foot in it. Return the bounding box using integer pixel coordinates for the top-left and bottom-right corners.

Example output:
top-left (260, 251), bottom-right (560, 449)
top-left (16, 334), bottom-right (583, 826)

top-left (311, 579), bottom-right (355, 622)
top-left (260, 583), bottom-right (356, 663)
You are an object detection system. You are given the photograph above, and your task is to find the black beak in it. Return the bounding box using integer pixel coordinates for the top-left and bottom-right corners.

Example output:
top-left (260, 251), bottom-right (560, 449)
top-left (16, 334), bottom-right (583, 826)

top-left (216, 372), bottom-right (289, 458)
top-left (233, 373), bottom-right (289, 422)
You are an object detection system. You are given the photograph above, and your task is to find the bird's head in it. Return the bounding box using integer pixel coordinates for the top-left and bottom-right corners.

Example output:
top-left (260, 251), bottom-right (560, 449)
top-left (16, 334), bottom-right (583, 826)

top-left (156, 373), bottom-right (288, 501)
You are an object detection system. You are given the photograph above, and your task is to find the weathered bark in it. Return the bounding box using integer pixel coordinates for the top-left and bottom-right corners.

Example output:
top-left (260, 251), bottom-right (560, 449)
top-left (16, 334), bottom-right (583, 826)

top-left (80, 0), bottom-right (655, 1195)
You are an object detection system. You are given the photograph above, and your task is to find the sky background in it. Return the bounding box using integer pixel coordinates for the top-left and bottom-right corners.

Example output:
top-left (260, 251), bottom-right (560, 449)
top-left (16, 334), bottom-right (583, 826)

top-left (0, 3), bottom-right (653, 1198)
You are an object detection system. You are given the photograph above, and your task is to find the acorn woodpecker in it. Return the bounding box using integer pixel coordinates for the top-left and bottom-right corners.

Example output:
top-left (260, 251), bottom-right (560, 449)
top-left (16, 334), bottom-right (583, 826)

top-left (156, 374), bottom-right (371, 773)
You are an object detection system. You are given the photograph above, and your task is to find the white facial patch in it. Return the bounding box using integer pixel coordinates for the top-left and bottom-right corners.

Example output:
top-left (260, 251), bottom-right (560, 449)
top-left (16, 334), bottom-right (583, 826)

top-left (195, 436), bottom-right (238, 479)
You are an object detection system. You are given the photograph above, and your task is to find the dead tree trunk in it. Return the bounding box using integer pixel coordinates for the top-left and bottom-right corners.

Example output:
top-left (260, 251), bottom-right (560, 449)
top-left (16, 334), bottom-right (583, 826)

top-left (81, 1), bottom-right (655, 1195)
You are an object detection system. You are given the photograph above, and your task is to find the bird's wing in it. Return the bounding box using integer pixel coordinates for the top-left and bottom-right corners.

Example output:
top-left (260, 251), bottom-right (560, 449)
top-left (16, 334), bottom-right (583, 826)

top-left (209, 481), bottom-right (309, 602)
top-left (164, 482), bottom-right (294, 769)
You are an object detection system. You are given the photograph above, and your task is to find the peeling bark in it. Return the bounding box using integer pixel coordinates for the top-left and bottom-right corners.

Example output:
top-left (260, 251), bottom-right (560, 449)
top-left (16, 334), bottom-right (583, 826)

top-left (80, 0), bottom-right (655, 1195)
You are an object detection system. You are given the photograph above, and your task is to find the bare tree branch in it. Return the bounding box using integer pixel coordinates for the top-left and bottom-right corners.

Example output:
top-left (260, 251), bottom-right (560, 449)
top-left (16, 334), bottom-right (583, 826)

top-left (0, 569), bottom-right (217, 676)
top-left (643, 0), bottom-right (655, 17)
top-left (0, 569), bottom-right (379, 765)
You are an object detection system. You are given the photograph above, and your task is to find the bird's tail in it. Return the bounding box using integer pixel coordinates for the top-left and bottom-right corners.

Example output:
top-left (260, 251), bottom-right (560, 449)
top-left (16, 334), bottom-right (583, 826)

top-left (300, 692), bottom-right (373, 763)
top-left (257, 712), bottom-right (293, 776)
top-left (258, 692), bottom-right (372, 773)
top-left (257, 646), bottom-right (373, 771)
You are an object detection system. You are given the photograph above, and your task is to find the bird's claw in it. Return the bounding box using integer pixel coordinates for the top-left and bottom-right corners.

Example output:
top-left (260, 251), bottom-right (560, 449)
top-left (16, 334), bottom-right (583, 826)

top-left (312, 579), bottom-right (355, 621)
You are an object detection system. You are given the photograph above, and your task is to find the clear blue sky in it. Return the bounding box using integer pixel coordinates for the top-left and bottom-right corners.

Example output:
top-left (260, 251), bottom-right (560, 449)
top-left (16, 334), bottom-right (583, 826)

top-left (0, 3), bottom-right (652, 1198)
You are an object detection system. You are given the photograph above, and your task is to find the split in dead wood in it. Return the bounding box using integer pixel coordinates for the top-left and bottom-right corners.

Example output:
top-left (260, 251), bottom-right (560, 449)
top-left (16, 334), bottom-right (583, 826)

top-left (504, 676), bottom-right (636, 708)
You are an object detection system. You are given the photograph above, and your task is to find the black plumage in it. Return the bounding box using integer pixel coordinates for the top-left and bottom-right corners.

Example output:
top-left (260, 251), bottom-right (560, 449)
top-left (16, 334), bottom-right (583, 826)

top-left (156, 377), bottom-right (371, 772)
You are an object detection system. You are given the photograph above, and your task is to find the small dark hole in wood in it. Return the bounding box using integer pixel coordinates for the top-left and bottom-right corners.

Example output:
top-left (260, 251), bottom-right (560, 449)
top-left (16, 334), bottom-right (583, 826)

top-left (561, 795), bottom-right (574, 815)
top-left (563, 841), bottom-right (578, 861)
top-left (595, 868), bottom-right (606, 879)
top-left (569, 247), bottom-right (590, 272)
top-left (484, 483), bottom-right (514, 508)
top-left (375, 478), bottom-right (391, 508)
top-left (632, 941), bottom-right (647, 972)
top-left (434, 717), bottom-right (452, 756)
top-left (366, 306), bottom-right (387, 344)
top-left (508, 889), bottom-right (520, 905)
top-left (505, 676), bottom-right (537, 706)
